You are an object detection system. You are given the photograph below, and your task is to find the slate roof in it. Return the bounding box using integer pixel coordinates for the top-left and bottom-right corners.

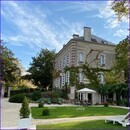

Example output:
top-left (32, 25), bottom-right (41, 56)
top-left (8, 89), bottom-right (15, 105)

top-left (74, 34), bottom-right (115, 46)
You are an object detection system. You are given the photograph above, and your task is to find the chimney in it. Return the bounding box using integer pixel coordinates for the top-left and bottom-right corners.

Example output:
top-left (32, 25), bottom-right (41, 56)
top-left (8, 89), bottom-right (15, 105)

top-left (84, 27), bottom-right (91, 41)
top-left (73, 34), bottom-right (79, 39)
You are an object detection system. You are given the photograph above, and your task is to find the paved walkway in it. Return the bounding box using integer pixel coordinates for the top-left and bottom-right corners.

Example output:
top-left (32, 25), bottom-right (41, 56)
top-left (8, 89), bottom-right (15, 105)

top-left (1, 98), bottom-right (129, 129)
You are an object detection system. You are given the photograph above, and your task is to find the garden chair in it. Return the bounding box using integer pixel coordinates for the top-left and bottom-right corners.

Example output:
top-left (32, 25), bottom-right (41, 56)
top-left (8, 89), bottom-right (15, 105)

top-left (105, 112), bottom-right (130, 127)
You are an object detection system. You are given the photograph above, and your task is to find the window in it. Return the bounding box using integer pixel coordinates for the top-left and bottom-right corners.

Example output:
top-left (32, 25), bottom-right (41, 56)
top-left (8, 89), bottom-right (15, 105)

top-left (98, 73), bottom-right (105, 84)
top-left (78, 52), bottom-right (84, 63)
top-left (66, 53), bottom-right (70, 66)
top-left (66, 71), bottom-right (70, 85)
top-left (60, 60), bottom-right (62, 70)
top-left (63, 57), bottom-right (66, 68)
top-left (99, 54), bottom-right (105, 66)
top-left (79, 72), bottom-right (84, 82)
top-left (62, 73), bottom-right (65, 86)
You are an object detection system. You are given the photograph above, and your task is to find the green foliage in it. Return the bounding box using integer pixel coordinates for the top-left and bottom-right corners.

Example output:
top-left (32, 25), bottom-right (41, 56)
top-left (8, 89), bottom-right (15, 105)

top-left (111, 0), bottom-right (128, 21)
top-left (36, 98), bottom-right (45, 103)
top-left (27, 49), bottom-right (55, 89)
top-left (9, 93), bottom-right (27, 103)
top-left (98, 83), bottom-right (128, 106)
top-left (103, 102), bottom-right (109, 107)
top-left (120, 99), bottom-right (128, 107)
top-left (115, 37), bottom-right (128, 82)
top-left (20, 96), bottom-right (30, 118)
top-left (31, 106), bottom-right (127, 119)
top-left (64, 49), bottom-right (107, 89)
top-left (10, 88), bottom-right (34, 97)
top-left (1, 40), bottom-right (21, 94)
top-left (51, 98), bottom-right (58, 104)
top-left (57, 98), bottom-right (62, 104)
top-left (41, 91), bottom-right (59, 98)
top-left (37, 120), bottom-right (127, 129)
top-left (42, 108), bottom-right (50, 116)
top-left (32, 90), bottom-right (42, 101)
top-left (47, 98), bottom-right (51, 104)
top-left (66, 66), bottom-right (79, 86)
top-left (105, 38), bottom-right (128, 85)
top-left (38, 103), bottom-right (44, 108)
top-left (82, 64), bottom-right (100, 88)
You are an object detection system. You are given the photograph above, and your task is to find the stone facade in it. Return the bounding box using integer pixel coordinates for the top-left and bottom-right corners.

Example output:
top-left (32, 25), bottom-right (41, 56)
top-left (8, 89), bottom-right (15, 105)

top-left (53, 27), bottom-right (116, 101)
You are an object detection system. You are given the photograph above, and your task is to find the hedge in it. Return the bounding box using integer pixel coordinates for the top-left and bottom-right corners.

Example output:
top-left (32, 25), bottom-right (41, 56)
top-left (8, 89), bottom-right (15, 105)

top-left (10, 88), bottom-right (35, 97)
top-left (9, 93), bottom-right (30, 103)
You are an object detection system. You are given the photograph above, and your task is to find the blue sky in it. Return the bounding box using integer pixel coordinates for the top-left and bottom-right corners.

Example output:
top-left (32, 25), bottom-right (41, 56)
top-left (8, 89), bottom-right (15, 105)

top-left (1, 1), bottom-right (128, 70)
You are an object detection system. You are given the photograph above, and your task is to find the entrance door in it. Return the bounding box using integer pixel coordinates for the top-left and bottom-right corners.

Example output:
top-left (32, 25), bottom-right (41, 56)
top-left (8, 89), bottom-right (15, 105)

top-left (88, 93), bottom-right (92, 104)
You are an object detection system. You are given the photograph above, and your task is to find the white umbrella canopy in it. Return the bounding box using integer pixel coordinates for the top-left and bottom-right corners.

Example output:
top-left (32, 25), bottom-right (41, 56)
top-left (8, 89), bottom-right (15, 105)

top-left (77, 88), bottom-right (96, 93)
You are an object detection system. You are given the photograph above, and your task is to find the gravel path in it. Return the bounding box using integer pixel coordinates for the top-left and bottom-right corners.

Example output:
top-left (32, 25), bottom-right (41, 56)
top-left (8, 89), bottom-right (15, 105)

top-left (1, 98), bottom-right (129, 129)
top-left (32, 116), bottom-right (113, 125)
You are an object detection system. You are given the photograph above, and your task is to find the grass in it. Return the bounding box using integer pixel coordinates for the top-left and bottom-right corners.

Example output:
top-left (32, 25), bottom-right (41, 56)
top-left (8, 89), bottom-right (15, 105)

top-left (31, 106), bottom-right (128, 119)
top-left (37, 120), bottom-right (128, 129)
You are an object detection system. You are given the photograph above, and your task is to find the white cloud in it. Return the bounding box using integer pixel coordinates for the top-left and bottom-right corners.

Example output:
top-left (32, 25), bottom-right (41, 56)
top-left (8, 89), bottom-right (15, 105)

top-left (114, 29), bottom-right (128, 37)
top-left (1, 1), bottom-right (85, 52)
top-left (97, 1), bottom-right (128, 29)
top-left (57, 1), bottom-right (105, 12)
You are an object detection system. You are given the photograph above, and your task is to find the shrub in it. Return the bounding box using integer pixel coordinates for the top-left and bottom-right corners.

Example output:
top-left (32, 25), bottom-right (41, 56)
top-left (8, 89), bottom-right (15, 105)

top-left (57, 98), bottom-right (62, 104)
top-left (10, 88), bottom-right (35, 97)
top-left (95, 102), bottom-right (99, 105)
top-left (47, 98), bottom-right (51, 104)
top-left (38, 103), bottom-right (44, 108)
top-left (36, 98), bottom-right (45, 103)
top-left (104, 102), bottom-right (109, 107)
top-left (20, 96), bottom-right (30, 118)
top-left (51, 98), bottom-right (58, 104)
top-left (120, 99), bottom-right (128, 107)
top-left (9, 93), bottom-right (27, 103)
top-left (42, 108), bottom-right (50, 116)
top-left (41, 91), bottom-right (59, 98)
top-left (32, 91), bottom-right (42, 101)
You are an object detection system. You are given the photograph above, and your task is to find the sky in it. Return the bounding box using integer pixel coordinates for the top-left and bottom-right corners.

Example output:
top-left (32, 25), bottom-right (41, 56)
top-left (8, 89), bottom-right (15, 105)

top-left (1, 1), bottom-right (128, 70)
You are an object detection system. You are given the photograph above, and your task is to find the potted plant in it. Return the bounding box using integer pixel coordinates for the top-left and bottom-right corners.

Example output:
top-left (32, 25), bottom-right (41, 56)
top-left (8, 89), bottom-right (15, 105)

top-left (18, 96), bottom-right (31, 130)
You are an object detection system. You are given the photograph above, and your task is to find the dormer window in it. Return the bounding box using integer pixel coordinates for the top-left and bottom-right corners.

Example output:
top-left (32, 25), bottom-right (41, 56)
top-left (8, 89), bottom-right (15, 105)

top-left (102, 40), bottom-right (107, 44)
top-left (91, 38), bottom-right (97, 42)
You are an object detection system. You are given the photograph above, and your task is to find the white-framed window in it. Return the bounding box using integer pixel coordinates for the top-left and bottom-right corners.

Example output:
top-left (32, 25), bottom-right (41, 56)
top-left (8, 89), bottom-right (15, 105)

top-left (63, 57), bottom-right (66, 68)
top-left (62, 73), bottom-right (65, 86)
top-left (66, 71), bottom-right (70, 85)
top-left (60, 59), bottom-right (62, 70)
top-left (78, 52), bottom-right (84, 64)
top-left (98, 73), bottom-right (105, 84)
top-left (99, 54), bottom-right (105, 66)
top-left (79, 72), bottom-right (84, 82)
top-left (66, 53), bottom-right (70, 66)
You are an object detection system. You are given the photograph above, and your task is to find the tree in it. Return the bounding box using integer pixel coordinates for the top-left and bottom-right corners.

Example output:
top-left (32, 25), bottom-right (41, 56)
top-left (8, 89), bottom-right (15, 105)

top-left (20, 96), bottom-right (30, 118)
top-left (1, 40), bottom-right (21, 95)
top-left (111, 0), bottom-right (128, 20)
top-left (28, 49), bottom-right (55, 90)
top-left (115, 37), bottom-right (128, 82)
top-left (103, 38), bottom-right (128, 105)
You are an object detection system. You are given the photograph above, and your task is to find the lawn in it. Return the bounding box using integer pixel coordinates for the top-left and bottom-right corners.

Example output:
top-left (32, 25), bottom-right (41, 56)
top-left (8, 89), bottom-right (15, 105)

top-left (31, 106), bottom-right (128, 119)
top-left (37, 120), bottom-right (128, 129)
